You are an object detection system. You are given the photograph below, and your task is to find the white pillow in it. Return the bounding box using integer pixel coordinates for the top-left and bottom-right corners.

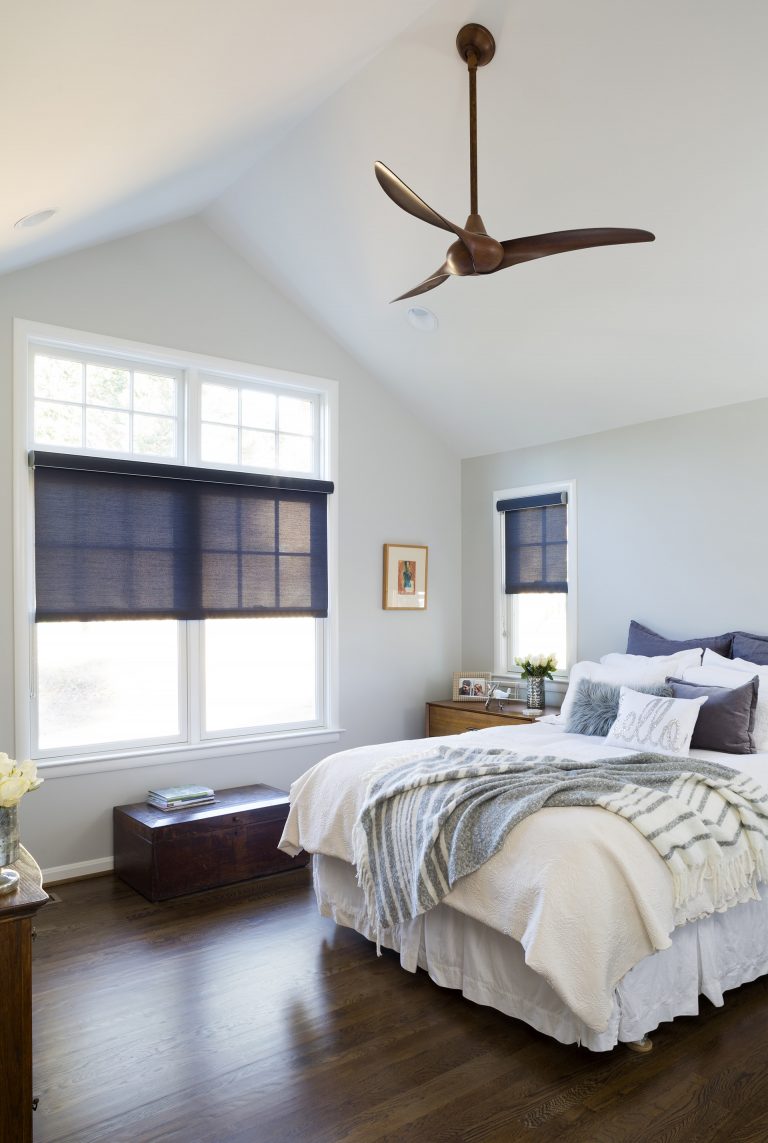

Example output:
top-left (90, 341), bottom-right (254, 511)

top-left (684, 652), bottom-right (768, 752)
top-left (605, 686), bottom-right (707, 756)
top-left (559, 650), bottom-right (702, 726)
top-left (600, 649), bottom-right (703, 672)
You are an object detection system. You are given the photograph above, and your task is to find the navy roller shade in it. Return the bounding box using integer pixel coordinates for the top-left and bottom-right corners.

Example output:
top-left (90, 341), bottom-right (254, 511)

top-left (496, 491), bottom-right (567, 595)
top-left (32, 451), bottom-right (334, 621)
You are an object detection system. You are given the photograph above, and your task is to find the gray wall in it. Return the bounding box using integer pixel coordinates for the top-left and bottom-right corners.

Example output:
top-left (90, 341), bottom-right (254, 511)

top-left (0, 218), bottom-right (461, 873)
top-left (462, 399), bottom-right (768, 669)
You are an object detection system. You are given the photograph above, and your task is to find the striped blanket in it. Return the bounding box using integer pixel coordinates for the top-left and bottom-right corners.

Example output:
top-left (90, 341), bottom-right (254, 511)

top-left (352, 745), bottom-right (768, 935)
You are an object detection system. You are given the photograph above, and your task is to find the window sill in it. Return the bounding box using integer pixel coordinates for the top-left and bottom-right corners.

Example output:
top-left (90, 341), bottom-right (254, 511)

top-left (36, 727), bottom-right (344, 779)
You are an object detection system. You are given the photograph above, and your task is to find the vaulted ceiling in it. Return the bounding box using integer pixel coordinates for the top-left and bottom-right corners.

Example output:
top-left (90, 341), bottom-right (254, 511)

top-left (4, 0), bottom-right (767, 456)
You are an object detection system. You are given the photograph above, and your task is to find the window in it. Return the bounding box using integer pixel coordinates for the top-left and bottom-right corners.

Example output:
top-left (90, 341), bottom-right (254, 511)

top-left (493, 482), bottom-right (576, 679)
top-left (14, 322), bottom-right (337, 767)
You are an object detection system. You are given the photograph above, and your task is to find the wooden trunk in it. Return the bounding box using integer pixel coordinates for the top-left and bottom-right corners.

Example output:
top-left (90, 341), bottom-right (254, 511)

top-left (113, 784), bottom-right (307, 902)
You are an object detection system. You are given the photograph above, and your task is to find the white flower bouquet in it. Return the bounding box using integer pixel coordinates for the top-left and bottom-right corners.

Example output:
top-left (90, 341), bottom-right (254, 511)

top-left (514, 653), bottom-right (558, 681)
top-left (0, 754), bottom-right (43, 808)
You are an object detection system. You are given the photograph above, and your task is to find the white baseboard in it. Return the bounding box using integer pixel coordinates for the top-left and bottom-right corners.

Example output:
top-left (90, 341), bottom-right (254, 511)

top-left (42, 856), bottom-right (114, 885)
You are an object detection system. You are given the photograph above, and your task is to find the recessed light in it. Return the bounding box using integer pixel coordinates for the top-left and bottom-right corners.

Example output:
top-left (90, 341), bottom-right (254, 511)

top-left (406, 306), bottom-right (439, 332)
top-left (14, 209), bottom-right (57, 230)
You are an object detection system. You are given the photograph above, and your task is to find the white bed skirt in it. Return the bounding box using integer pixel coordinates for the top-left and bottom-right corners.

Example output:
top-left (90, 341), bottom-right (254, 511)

top-left (314, 853), bottom-right (768, 1052)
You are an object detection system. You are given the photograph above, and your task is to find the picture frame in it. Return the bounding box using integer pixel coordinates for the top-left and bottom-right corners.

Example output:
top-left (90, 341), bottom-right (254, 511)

top-left (382, 543), bottom-right (428, 610)
top-left (452, 671), bottom-right (491, 701)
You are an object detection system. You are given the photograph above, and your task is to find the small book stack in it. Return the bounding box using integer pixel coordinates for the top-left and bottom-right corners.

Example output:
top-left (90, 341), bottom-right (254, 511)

top-left (146, 784), bottom-right (216, 812)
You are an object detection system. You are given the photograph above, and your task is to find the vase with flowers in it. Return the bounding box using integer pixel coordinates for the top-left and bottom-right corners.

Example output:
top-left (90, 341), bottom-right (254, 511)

top-left (0, 754), bottom-right (43, 894)
top-left (514, 653), bottom-right (558, 711)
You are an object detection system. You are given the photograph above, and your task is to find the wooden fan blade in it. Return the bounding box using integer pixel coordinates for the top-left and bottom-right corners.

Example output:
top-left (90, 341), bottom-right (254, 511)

top-left (499, 228), bottom-right (655, 269)
top-left (391, 268), bottom-right (451, 303)
top-left (375, 162), bottom-right (459, 235)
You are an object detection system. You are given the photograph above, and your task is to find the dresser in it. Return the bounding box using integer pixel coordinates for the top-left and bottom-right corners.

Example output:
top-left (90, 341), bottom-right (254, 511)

top-left (425, 699), bottom-right (557, 736)
top-left (0, 847), bottom-right (49, 1143)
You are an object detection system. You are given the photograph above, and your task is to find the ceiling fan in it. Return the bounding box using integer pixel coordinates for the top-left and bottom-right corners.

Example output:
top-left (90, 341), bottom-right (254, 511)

top-left (375, 23), bottom-right (654, 302)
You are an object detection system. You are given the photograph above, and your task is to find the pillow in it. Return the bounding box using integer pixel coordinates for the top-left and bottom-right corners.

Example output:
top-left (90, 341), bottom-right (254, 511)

top-left (626, 619), bottom-right (732, 658)
top-left (599, 649), bottom-right (703, 672)
top-left (559, 653), bottom-right (702, 726)
top-left (683, 653), bottom-right (768, 752)
top-left (666, 676), bottom-right (757, 754)
top-left (605, 686), bottom-right (707, 756)
top-left (731, 631), bottom-right (768, 665)
top-left (566, 679), bottom-right (673, 737)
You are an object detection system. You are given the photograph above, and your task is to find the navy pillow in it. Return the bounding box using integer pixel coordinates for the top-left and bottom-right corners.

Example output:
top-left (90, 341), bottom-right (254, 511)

top-left (626, 619), bottom-right (732, 658)
top-left (666, 675), bottom-right (758, 754)
top-left (731, 631), bottom-right (768, 666)
top-left (566, 679), bottom-right (673, 738)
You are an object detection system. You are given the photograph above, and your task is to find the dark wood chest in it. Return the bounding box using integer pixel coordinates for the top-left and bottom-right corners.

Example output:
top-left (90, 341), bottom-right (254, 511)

top-left (113, 783), bottom-right (307, 902)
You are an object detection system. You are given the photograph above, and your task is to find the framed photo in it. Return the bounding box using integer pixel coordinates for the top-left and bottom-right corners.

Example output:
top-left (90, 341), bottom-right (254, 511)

top-left (452, 671), bottom-right (491, 701)
top-left (382, 544), bottom-right (428, 610)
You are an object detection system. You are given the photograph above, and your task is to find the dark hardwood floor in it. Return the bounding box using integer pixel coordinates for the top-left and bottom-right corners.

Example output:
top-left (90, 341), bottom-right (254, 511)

top-left (30, 869), bottom-right (768, 1143)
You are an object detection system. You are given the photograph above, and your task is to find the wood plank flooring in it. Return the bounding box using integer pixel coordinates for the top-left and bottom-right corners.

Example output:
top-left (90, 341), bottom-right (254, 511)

top-left (29, 870), bottom-right (768, 1143)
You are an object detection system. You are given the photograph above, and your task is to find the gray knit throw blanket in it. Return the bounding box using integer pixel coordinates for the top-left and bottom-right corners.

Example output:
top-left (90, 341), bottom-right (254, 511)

top-left (351, 745), bottom-right (768, 934)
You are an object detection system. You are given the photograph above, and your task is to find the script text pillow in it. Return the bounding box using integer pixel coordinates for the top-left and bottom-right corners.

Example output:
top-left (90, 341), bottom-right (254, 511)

top-left (666, 676), bottom-right (757, 755)
top-left (605, 687), bottom-right (707, 756)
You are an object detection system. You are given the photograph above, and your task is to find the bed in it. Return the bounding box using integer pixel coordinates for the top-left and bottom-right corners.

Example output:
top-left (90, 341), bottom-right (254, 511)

top-left (279, 675), bottom-right (768, 1052)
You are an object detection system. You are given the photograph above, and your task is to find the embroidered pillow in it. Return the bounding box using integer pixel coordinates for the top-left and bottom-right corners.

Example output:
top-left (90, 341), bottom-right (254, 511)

top-left (565, 679), bottom-right (673, 737)
top-left (605, 686), bottom-right (708, 756)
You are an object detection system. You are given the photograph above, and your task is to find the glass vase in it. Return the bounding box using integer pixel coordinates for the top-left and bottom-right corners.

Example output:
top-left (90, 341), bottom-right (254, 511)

top-left (0, 805), bottom-right (19, 865)
top-left (0, 804), bottom-right (20, 895)
top-left (526, 676), bottom-right (545, 711)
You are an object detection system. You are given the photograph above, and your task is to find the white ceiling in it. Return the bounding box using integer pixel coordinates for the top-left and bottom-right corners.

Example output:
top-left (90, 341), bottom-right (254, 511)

top-left (4, 0), bottom-right (768, 457)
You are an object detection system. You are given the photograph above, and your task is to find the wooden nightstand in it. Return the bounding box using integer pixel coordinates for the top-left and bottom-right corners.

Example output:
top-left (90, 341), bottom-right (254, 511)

top-left (425, 699), bottom-right (557, 737)
top-left (0, 847), bottom-right (49, 1143)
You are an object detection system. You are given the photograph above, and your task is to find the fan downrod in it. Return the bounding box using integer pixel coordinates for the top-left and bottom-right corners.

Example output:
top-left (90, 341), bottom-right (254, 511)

top-left (455, 24), bottom-right (495, 67)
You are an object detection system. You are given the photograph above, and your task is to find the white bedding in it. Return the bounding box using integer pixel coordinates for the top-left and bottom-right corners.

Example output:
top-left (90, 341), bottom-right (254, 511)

top-left (279, 722), bottom-right (768, 1032)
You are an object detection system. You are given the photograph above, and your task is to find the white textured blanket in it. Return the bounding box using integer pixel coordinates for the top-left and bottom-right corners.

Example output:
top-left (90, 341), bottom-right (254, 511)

top-left (279, 722), bottom-right (768, 1031)
top-left (352, 745), bottom-right (768, 936)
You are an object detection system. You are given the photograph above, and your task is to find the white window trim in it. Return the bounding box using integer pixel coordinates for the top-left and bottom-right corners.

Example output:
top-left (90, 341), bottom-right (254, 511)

top-left (492, 479), bottom-right (577, 686)
top-left (13, 319), bottom-right (341, 773)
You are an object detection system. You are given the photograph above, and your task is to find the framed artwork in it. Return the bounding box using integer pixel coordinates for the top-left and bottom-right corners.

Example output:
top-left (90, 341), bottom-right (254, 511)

top-left (382, 544), bottom-right (428, 610)
top-left (452, 671), bottom-right (491, 701)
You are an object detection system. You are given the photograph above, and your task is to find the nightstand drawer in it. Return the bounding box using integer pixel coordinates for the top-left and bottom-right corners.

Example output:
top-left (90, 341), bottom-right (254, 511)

top-left (426, 702), bottom-right (532, 737)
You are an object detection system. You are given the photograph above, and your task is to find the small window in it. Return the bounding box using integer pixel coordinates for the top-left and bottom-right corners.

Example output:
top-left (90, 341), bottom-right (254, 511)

top-left (200, 376), bottom-right (317, 474)
top-left (493, 483), bottom-right (576, 678)
top-left (33, 353), bottom-right (181, 459)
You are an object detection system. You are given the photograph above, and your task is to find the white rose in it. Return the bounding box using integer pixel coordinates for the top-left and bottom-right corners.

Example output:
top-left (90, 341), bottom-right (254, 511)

top-left (16, 760), bottom-right (39, 786)
top-left (0, 774), bottom-right (28, 807)
top-left (0, 753), bottom-right (12, 778)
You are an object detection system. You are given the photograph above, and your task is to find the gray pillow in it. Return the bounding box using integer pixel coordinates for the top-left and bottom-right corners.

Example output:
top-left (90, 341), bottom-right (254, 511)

top-left (626, 619), bottom-right (732, 658)
top-left (731, 632), bottom-right (768, 666)
top-left (666, 676), bottom-right (758, 754)
top-left (566, 679), bottom-right (673, 737)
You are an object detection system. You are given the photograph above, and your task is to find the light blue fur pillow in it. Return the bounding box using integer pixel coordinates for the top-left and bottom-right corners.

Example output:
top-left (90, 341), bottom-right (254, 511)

top-left (566, 678), bottom-right (673, 737)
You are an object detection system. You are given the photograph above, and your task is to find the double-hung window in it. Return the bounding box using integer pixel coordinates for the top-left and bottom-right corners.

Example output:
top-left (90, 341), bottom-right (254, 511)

top-left (14, 321), bottom-right (337, 765)
top-left (493, 481), bottom-right (576, 680)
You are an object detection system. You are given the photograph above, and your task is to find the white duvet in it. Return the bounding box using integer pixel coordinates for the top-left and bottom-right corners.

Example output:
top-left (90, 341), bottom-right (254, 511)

top-left (279, 721), bottom-right (768, 1032)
